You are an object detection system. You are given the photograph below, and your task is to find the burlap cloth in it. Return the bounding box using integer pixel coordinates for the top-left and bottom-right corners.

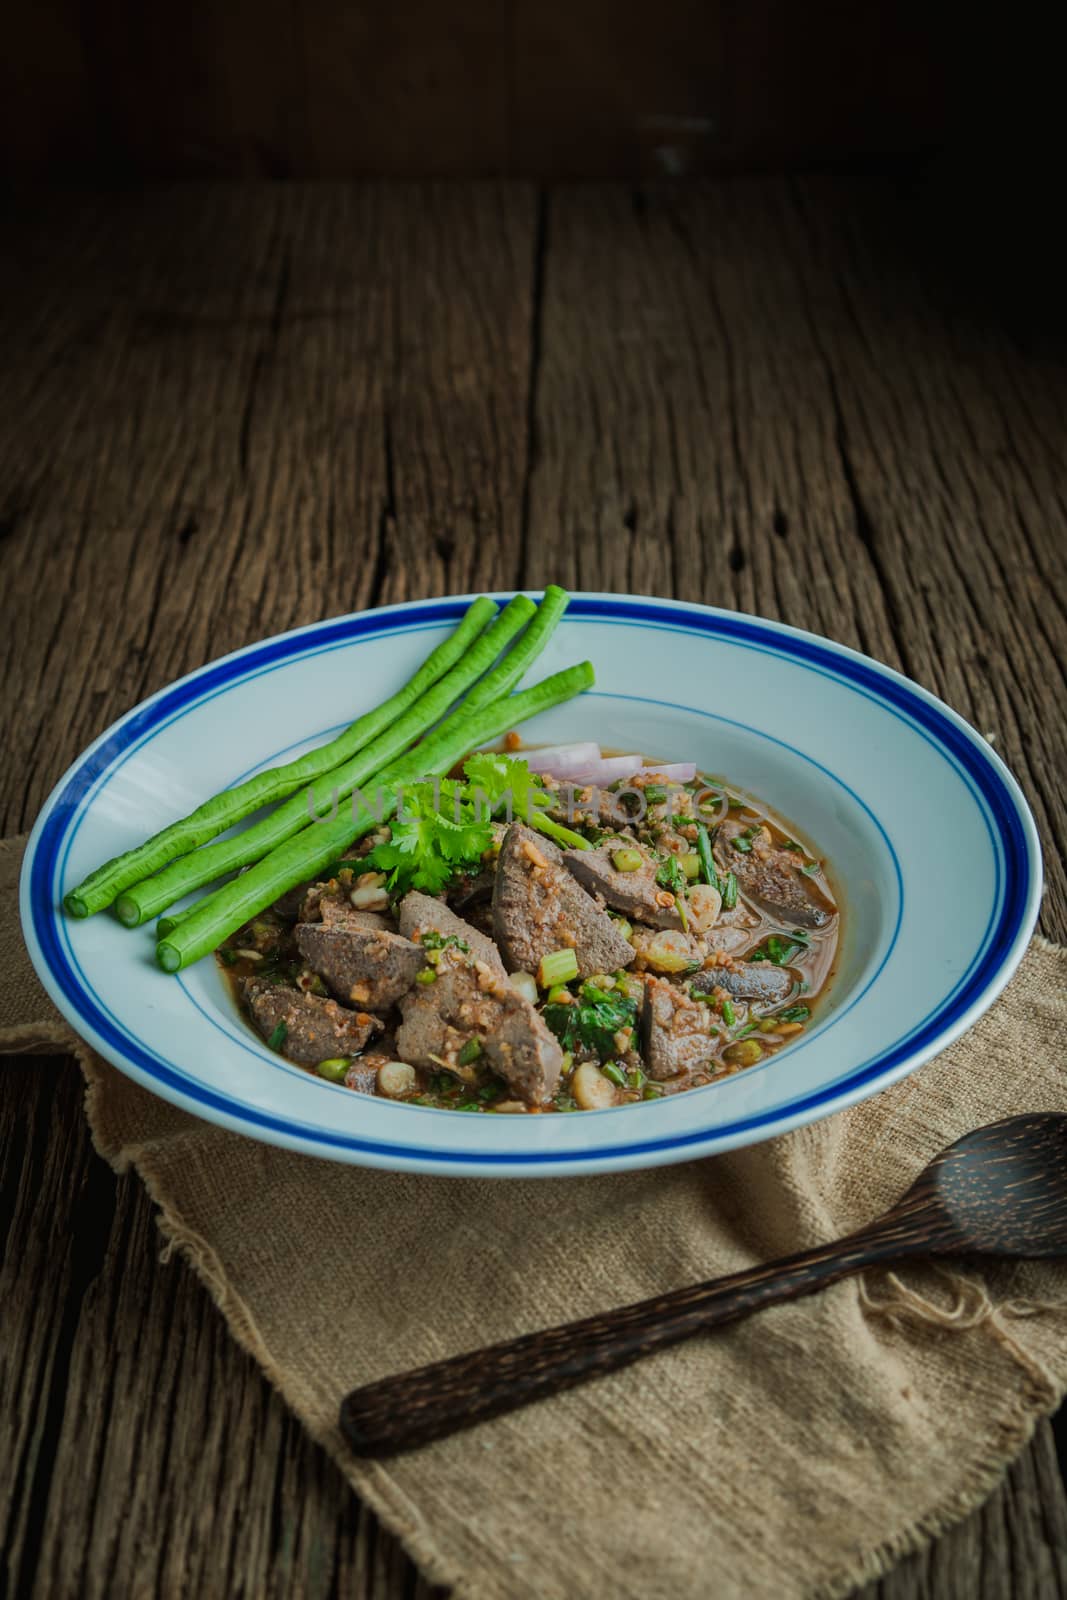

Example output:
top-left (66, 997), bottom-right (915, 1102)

top-left (3, 834), bottom-right (1066, 1597)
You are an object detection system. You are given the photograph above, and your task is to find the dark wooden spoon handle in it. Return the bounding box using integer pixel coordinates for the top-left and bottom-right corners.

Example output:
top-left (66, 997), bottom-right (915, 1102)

top-left (340, 1210), bottom-right (954, 1456)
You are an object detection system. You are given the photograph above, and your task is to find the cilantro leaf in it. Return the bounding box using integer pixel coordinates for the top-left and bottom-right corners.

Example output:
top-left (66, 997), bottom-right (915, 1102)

top-left (365, 779), bottom-right (493, 898)
top-left (463, 752), bottom-right (590, 850)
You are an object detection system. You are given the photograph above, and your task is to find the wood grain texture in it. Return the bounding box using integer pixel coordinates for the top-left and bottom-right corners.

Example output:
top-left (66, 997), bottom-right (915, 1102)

top-left (1, 179), bottom-right (1065, 1597)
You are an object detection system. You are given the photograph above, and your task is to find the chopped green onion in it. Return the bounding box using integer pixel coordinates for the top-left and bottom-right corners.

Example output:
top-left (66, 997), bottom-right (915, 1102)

top-left (579, 972), bottom-right (614, 998)
top-left (415, 967), bottom-right (438, 985)
top-left (779, 1004), bottom-right (811, 1023)
top-left (546, 984), bottom-right (573, 1005)
top-left (457, 1036), bottom-right (483, 1066)
top-left (538, 947), bottom-right (580, 988)
top-left (601, 1062), bottom-right (627, 1088)
top-left (721, 998), bottom-right (736, 1027)
top-left (611, 848), bottom-right (643, 873)
top-left (612, 916), bottom-right (633, 942)
top-left (695, 822), bottom-right (719, 890)
top-left (679, 852), bottom-right (701, 880)
top-left (721, 872), bottom-right (738, 911)
top-left (627, 1065), bottom-right (647, 1091)
top-left (642, 785), bottom-right (668, 804)
top-left (642, 1082), bottom-right (665, 1099)
top-left (267, 1021), bottom-right (287, 1051)
top-left (801, 861), bottom-right (822, 876)
top-left (559, 1052), bottom-right (574, 1075)
top-left (316, 1056), bottom-right (350, 1082)
top-left (655, 855), bottom-right (689, 931)
top-left (783, 840), bottom-right (803, 852)
top-left (455, 1101), bottom-right (482, 1113)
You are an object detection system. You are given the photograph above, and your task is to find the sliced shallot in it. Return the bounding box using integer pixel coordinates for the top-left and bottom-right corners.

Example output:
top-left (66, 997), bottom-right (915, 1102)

top-left (522, 742), bottom-right (601, 774)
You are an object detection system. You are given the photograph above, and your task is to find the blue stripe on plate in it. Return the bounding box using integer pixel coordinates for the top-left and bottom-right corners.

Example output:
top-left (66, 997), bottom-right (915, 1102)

top-left (27, 597), bottom-right (1036, 1166)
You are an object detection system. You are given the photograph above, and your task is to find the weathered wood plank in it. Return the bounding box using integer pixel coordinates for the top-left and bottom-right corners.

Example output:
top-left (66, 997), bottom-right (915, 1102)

top-left (0, 182), bottom-right (535, 837)
top-left (0, 1057), bottom-right (445, 1600)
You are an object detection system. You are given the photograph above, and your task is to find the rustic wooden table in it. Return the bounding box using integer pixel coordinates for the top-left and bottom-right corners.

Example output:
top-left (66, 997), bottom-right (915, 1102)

top-left (1, 181), bottom-right (1065, 1599)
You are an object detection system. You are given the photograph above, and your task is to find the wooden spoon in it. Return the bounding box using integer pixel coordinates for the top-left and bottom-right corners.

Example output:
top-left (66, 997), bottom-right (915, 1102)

top-left (340, 1114), bottom-right (1067, 1457)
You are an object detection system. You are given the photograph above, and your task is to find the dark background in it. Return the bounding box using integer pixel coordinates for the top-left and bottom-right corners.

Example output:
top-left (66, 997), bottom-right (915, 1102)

top-left (1, 1), bottom-right (954, 181)
top-left (5, 3), bottom-right (1063, 332)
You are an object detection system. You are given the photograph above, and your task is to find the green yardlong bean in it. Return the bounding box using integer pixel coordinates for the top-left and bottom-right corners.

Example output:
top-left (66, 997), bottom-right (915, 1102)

top-left (114, 596), bottom-right (537, 927)
top-left (156, 660), bottom-right (595, 971)
top-left (64, 595), bottom-right (498, 918)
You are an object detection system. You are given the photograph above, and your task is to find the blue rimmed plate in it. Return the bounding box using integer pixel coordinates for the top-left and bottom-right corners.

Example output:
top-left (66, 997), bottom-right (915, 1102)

top-left (20, 594), bottom-right (1042, 1177)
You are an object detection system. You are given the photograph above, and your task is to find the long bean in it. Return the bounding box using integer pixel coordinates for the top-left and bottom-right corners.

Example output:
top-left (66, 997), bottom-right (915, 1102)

top-left (157, 660), bottom-right (595, 971)
top-left (64, 596), bottom-right (498, 918)
top-left (461, 585), bottom-right (569, 711)
top-left (150, 588), bottom-right (573, 939)
top-left (115, 596), bottom-right (537, 927)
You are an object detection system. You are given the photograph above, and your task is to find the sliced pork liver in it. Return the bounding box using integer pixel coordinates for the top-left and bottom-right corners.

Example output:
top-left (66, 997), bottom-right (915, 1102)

top-left (245, 981), bottom-right (382, 1065)
top-left (493, 824), bottom-right (634, 979)
top-left (294, 922), bottom-right (425, 1010)
top-left (640, 975), bottom-right (723, 1080)
top-left (396, 890), bottom-right (505, 974)
top-left (299, 881), bottom-right (392, 930)
top-left (690, 961), bottom-right (793, 1004)
top-left (396, 947), bottom-right (562, 1104)
top-left (716, 820), bottom-right (835, 929)
top-left (562, 841), bottom-right (684, 930)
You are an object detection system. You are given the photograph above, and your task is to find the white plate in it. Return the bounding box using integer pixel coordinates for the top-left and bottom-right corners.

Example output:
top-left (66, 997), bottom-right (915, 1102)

top-left (20, 594), bottom-right (1042, 1177)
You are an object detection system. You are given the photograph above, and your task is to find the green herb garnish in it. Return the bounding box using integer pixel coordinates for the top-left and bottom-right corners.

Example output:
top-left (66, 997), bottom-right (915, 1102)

top-left (419, 929), bottom-right (470, 954)
top-left (543, 991), bottom-right (639, 1062)
top-left (779, 1004), bottom-right (811, 1023)
top-left (749, 934), bottom-right (803, 965)
top-left (267, 1021), bottom-right (288, 1051)
top-left (721, 871), bottom-right (738, 911)
top-left (721, 998), bottom-right (736, 1027)
top-left (730, 824), bottom-right (760, 855)
top-left (655, 854), bottom-right (689, 931)
top-left (695, 822), bottom-right (719, 891)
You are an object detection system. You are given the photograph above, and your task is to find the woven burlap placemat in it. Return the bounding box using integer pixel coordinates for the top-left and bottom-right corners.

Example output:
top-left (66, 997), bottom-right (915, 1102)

top-left (4, 834), bottom-right (1066, 1598)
